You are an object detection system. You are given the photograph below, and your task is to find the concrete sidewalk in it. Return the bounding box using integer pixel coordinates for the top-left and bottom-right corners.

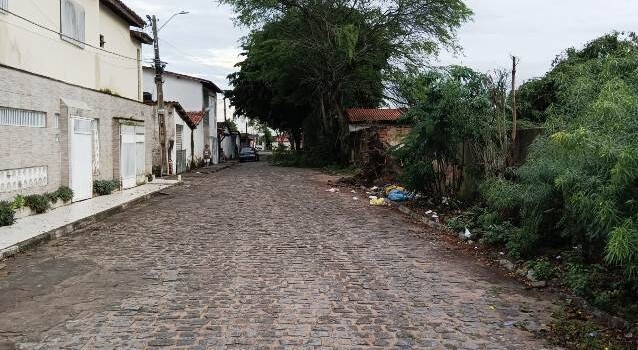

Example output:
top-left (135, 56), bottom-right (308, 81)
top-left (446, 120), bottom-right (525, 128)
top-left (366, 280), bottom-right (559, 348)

top-left (0, 179), bottom-right (179, 258)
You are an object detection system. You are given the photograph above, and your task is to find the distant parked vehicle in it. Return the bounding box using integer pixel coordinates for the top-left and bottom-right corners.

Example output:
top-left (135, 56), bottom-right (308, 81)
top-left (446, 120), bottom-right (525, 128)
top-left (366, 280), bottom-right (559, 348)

top-left (239, 147), bottom-right (260, 162)
top-left (255, 145), bottom-right (264, 151)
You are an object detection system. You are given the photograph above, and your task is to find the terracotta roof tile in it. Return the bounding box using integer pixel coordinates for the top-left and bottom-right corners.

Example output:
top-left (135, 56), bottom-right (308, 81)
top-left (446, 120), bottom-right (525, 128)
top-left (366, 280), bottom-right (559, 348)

top-left (346, 108), bottom-right (404, 123)
top-left (186, 111), bottom-right (205, 127)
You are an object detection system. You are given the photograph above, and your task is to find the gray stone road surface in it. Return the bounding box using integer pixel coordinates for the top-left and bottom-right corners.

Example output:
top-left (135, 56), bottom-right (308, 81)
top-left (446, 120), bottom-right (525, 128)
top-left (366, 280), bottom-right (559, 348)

top-left (0, 162), bottom-right (559, 349)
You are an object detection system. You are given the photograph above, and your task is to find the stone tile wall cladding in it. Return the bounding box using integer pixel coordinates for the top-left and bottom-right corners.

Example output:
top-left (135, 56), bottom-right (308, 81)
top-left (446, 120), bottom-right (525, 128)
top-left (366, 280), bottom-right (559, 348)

top-left (0, 65), bottom-right (157, 201)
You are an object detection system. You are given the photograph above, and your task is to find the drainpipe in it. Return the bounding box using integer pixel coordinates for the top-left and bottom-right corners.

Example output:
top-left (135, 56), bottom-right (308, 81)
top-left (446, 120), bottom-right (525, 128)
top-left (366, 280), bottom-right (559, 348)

top-left (191, 126), bottom-right (195, 168)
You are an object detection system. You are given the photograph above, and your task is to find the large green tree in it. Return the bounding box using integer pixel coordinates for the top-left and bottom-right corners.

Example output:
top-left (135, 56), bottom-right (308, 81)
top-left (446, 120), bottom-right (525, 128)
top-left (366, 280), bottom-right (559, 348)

top-left (224, 0), bottom-right (472, 163)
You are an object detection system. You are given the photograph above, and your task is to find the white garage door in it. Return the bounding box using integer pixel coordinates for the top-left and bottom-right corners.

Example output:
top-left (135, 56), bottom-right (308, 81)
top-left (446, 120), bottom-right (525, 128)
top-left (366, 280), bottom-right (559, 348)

top-left (71, 117), bottom-right (93, 201)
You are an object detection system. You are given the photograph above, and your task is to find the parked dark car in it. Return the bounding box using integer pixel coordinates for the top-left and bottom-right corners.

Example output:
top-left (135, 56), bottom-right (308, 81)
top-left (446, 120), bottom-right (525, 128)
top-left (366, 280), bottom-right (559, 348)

top-left (239, 147), bottom-right (260, 162)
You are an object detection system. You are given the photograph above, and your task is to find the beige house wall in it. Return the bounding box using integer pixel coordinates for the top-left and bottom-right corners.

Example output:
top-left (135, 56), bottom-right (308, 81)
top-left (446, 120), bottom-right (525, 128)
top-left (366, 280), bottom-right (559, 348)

top-left (0, 65), bottom-right (156, 201)
top-left (0, 0), bottom-right (144, 101)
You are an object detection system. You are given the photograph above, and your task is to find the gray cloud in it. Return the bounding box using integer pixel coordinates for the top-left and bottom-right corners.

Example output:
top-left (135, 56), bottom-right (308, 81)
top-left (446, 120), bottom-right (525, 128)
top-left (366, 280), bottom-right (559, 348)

top-left (128, 0), bottom-right (247, 90)
top-left (438, 0), bottom-right (638, 83)
top-left (128, 0), bottom-right (638, 91)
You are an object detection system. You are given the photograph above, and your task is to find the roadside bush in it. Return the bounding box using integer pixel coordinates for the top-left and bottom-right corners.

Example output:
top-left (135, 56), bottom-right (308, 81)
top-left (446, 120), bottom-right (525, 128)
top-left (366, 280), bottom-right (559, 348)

top-left (528, 259), bottom-right (557, 280)
top-left (481, 221), bottom-right (517, 246)
top-left (272, 146), bottom-right (335, 168)
top-left (479, 33), bottom-right (638, 278)
top-left (93, 180), bottom-right (120, 196)
top-left (447, 212), bottom-right (476, 232)
top-left (0, 200), bottom-right (16, 226)
top-left (24, 194), bottom-right (51, 214)
top-left (395, 66), bottom-right (510, 201)
top-left (55, 186), bottom-right (74, 202)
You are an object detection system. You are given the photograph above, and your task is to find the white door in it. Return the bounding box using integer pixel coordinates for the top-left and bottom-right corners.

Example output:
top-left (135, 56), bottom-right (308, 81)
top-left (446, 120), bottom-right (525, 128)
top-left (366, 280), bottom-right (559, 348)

top-left (120, 125), bottom-right (136, 189)
top-left (71, 117), bottom-right (93, 201)
top-left (135, 126), bottom-right (146, 185)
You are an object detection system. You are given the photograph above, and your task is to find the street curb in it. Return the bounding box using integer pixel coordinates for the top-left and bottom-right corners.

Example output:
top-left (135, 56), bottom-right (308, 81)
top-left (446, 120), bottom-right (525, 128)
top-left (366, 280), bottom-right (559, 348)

top-left (0, 183), bottom-right (178, 260)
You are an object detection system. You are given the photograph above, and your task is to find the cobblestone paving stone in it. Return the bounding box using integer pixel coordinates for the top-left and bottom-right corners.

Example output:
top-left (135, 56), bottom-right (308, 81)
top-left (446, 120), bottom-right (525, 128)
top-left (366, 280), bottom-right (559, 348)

top-left (0, 162), bottom-right (560, 349)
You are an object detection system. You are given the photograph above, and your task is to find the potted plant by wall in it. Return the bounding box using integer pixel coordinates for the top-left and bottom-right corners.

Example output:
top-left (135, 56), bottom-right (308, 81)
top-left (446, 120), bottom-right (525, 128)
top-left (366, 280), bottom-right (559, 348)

top-left (0, 200), bottom-right (15, 227)
top-left (93, 180), bottom-right (121, 196)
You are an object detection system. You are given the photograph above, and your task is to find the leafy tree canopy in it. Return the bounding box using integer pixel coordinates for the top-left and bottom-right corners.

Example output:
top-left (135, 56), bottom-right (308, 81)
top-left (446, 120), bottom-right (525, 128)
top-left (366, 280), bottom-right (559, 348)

top-left (223, 0), bottom-right (472, 162)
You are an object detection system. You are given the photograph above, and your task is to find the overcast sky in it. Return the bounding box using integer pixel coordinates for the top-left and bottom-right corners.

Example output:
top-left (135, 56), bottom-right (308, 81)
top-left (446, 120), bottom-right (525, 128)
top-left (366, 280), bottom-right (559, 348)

top-left (127, 0), bottom-right (638, 90)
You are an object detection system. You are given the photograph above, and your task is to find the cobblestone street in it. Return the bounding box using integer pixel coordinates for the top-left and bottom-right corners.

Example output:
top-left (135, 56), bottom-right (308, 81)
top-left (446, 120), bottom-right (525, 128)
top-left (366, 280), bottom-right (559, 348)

top-left (0, 162), bottom-right (559, 349)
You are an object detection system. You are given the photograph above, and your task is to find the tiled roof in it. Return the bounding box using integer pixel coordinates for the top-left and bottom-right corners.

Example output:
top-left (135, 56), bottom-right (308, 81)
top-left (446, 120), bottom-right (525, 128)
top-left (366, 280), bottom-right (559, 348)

top-left (186, 111), bottom-right (205, 126)
top-left (346, 108), bottom-right (404, 123)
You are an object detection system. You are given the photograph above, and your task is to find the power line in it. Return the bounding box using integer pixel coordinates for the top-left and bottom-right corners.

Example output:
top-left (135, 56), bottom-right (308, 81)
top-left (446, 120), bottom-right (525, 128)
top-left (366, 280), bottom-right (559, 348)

top-left (1, 8), bottom-right (142, 62)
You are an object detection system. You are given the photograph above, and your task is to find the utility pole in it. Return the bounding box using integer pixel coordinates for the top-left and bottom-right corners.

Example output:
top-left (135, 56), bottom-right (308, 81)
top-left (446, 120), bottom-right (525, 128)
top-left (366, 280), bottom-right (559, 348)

top-left (149, 15), bottom-right (168, 176)
top-left (511, 55), bottom-right (518, 145)
top-left (510, 55), bottom-right (519, 165)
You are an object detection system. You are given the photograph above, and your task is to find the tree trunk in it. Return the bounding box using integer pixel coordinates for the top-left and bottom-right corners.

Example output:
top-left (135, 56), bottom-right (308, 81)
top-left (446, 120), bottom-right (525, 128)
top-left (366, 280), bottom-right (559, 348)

top-left (332, 97), bottom-right (351, 165)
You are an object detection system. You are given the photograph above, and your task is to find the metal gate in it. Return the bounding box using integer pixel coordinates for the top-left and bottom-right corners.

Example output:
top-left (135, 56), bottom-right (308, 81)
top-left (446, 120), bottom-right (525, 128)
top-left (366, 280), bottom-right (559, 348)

top-left (175, 125), bottom-right (187, 173)
top-left (121, 124), bottom-right (145, 189)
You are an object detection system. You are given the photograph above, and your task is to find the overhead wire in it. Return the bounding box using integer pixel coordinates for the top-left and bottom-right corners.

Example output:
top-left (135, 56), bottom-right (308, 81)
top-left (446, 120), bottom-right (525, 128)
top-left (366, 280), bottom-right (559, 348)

top-left (0, 8), bottom-right (142, 62)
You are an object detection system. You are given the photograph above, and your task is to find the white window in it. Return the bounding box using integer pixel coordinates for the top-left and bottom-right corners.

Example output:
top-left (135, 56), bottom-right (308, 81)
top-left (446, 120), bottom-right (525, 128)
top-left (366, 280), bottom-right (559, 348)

top-left (0, 0), bottom-right (8, 12)
top-left (60, 0), bottom-right (85, 47)
top-left (0, 107), bottom-right (46, 127)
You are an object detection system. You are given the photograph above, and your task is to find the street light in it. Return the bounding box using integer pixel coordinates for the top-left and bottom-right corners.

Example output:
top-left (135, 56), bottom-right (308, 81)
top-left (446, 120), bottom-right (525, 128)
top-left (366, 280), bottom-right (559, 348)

top-left (158, 11), bottom-right (189, 32)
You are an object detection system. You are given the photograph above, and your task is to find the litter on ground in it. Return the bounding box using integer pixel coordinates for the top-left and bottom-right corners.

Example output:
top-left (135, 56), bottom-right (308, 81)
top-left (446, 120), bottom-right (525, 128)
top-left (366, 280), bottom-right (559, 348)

top-left (387, 189), bottom-right (409, 202)
top-left (369, 198), bottom-right (388, 206)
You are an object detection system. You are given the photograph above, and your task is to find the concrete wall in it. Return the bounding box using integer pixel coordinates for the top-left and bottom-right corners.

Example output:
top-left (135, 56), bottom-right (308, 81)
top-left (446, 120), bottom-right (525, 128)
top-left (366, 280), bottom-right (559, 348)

top-left (0, 65), bottom-right (156, 201)
top-left (0, 0), bottom-right (144, 101)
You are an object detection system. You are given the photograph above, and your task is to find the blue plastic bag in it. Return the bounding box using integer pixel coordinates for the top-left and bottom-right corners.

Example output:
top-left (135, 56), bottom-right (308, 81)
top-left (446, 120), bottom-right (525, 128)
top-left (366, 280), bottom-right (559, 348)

top-left (388, 189), bottom-right (409, 202)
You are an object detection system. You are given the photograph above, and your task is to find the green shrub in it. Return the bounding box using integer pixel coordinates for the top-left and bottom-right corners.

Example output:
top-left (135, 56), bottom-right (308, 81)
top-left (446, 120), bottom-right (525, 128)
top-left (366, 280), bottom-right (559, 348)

top-left (447, 213), bottom-right (476, 232)
top-left (506, 227), bottom-right (538, 260)
top-left (528, 258), bottom-right (557, 280)
top-left (479, 177), bottom-right (523, 212)
top-left (11, 194), bottom-right (26, 210)
top-left (477, 211), bottom-right (501, 229)
top-left (55, 186), bottom-right (74, 202)
top-left (24, 194), bottom-right (51, 214)
top-left (394, 66), bottom-right (510, 200)
top-left (0, 200), bottom-right (16, 226)
top-left (93, 180), bottom-right (120, 195)
top-left (564, 262), bottom-right (593, 297)
top-left (478, 33), bottom-right (638, 280)
top-left (271, 148), bottom-right (335, 168)
top-left (481, 221), bottom-right (516, 246)
top-left (44, 192), bottom-right (58, 203)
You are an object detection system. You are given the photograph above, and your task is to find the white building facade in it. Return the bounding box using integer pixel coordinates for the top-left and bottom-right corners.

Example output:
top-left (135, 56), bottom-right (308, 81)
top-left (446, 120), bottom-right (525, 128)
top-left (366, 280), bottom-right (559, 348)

top-left (143, 68), bottom-right (222, 169)
top-left (0, 0), bottom-right (155, 201)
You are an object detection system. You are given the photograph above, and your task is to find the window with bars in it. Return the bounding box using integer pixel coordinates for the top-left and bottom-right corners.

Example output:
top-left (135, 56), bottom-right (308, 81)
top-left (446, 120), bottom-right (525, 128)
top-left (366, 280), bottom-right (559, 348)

top-left (60, 0), bottom-right (85, 48)
top-left (0, 107), bottom-right (46, 127)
